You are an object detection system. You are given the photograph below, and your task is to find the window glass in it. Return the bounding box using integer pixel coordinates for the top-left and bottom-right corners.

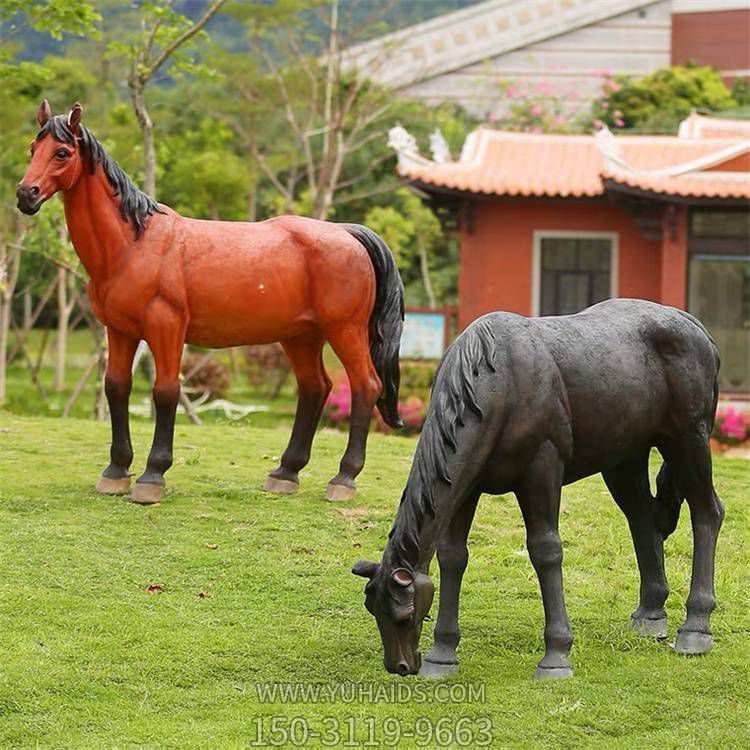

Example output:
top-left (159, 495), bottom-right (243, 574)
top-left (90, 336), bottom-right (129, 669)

top-left (689, 257), bottom-right (750, 392)
top-left (540, 236), bottom-right (613, 316)
top-left (690, 210), bottom-right (750, 239)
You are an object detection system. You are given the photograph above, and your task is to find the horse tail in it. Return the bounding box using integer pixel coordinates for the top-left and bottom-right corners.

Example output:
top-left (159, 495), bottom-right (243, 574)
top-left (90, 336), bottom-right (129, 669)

top-left (343, 224), bottom-right (404, 428)
top-left (654, 461), bottom-right (684, 539)
top-left (654, 307), bottom-right (721, 540)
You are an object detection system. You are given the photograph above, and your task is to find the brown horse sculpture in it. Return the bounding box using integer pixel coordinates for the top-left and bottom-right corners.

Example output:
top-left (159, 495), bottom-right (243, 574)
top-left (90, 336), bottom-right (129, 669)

top-left (17, 101), bottom-right (404, 504)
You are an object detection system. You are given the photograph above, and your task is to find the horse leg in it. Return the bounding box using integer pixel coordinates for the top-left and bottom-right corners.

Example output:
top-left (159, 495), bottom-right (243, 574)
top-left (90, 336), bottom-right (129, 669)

top-left (324, 324), bottom-right (382, 501)
top-left (420, 491), bottom-right (481, 678)
top-left (603, 452), bottom-right (669, 638)
top-left (515, 442), bottom-right (573, 680)
top-left (265, 334), bottom-right (331, 494)
top-left (668, 432), bottom-right (724, 655)
top-left (96, 328), bottom-right (139, 495)
top-left (132, 305), bottom-right (185, 505)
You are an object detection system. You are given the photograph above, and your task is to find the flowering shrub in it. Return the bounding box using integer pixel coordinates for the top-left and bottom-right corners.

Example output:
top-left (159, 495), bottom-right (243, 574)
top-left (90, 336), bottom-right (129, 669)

top-left (395, 396), bottom-right (428, 435)
top-left (713, 407), bottom-right (749, 444)
top-left (587, 65), bottom-right (737, 133)
top-left (322, 379), bottom-right (428, 434)
top-left (493, 78), bottom-right (575, 133)
top-left (324, 379), bottom-right (353, 425)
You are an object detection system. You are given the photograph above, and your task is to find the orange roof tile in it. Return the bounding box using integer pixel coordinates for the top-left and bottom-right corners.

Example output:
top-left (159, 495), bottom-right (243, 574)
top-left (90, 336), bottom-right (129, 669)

top-left (602, 170), bottom-right (750, 200)
top-left (396, 119), bottom-right (750, 201)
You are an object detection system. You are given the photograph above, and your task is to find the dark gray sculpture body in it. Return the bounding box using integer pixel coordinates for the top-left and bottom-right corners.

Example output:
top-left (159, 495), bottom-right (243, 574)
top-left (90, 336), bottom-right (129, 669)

top-left (354, 298), bottom-right (724, 679)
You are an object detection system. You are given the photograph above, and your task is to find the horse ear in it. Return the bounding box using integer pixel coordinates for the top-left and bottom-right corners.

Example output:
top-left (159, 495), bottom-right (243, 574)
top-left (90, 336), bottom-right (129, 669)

top-left (391, 568), bottom-right (414, 587)
top-left (352, 559), bottom-right (379, 579)
top-left (37, 99), bottom-right (52, 128)
top-left (68, 102), bottom-right (83, 135)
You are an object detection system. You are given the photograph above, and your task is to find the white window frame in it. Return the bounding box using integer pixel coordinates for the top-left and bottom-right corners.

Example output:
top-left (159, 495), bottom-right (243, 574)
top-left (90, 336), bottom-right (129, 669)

top-left (532, 230), bottom-right (619, 317)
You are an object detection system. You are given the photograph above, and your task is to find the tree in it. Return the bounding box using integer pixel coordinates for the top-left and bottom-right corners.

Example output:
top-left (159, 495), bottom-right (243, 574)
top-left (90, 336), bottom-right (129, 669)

top-left (109, 0), bottom-right (226, 197)
top-left (0, 0), bottom-right (99, 405)
top-left (365, 189), bottom-right (442, 308)
top-left (217, 0), bottom-right (404, 220)
top-left (589, 64), bottom-right (738, 133)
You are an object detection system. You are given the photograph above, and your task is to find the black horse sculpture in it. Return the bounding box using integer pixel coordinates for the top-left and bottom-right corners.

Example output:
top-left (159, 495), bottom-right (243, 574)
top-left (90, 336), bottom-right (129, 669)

top-left (353, 299), bottom-right (724, 679)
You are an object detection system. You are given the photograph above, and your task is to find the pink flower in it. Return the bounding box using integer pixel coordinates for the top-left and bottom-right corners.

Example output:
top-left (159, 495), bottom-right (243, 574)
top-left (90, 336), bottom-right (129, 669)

top-left (530, 103), bottom-right (543, 117)
top-left (506, 84), bottom-right (519, 99)
top-left (614, 109), bottom-right (623, 117)
top-left (614, 117), bottom-right (625, 127)
top-left (536, 80), bottom-right (551, 95)
top-left (716, 407), bottom-right (749, 441)
top-left (593, 119), bottom-right (604, 129)
top-left (601, 101), bottom-right (609, 110)
top-left (554, 114), bottom-right (568, 125)
top-left (606, 80), bottom-right (621, 92)
top-left (324, 381), bottom-right (351, 422)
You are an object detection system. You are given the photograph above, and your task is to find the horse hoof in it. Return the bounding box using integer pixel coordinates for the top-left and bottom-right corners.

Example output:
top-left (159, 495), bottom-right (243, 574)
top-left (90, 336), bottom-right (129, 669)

top-left (264, 476), bottom-right (300, 494)
top-left (630, 615), bottom-right (668, 639)
top-left (534, 665), bottom-right (574, 681)
top-left (131, 482), bottom-right (164, 505)
top-left (95, 475), bottom-right (131, 495)
top-left (419, 659), bottom-right (458, 679)
top-left (325, 482), bottom-right (356, 502)
top-left (673, 630), bottom-right (713, 655)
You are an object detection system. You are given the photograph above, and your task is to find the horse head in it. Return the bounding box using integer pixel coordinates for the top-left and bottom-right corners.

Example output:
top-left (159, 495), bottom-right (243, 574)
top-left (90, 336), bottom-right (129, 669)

top-left (352, 558), bottom-right (434, 676)
top-left (17, 100), bottom-right (85, 215)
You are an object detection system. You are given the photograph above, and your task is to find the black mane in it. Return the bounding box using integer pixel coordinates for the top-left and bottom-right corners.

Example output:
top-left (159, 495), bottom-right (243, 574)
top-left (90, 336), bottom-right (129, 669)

top-left (38, 115), bottom-right (163, 238)
top-left (388, 318), bottom-right (496, 567)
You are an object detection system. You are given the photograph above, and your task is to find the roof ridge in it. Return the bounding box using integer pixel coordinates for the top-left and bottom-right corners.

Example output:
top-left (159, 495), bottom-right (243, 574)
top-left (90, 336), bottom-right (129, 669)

top-left (341, 0), bottom-right (661, 89)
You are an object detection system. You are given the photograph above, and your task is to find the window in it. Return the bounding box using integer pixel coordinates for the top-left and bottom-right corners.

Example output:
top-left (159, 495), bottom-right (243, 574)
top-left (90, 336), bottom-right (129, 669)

top-left (688, 208), bottom-right (750, 392)
top-left (534, 233), bottom-right (616, 316)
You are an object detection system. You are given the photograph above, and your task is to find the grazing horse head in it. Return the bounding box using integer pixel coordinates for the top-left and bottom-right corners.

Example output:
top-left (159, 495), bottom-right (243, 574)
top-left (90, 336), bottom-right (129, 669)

top-left (17, 100), bottom-right (85, 215)
top-left (352, 559), bottom-right (434, 675)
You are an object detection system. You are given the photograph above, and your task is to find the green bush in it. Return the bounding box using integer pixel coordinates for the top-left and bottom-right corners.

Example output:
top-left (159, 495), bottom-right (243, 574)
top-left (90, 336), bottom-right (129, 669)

top-left (589, 64), bottom-right (738, 133)
top-left (399, 359), bottom-right (436, 401)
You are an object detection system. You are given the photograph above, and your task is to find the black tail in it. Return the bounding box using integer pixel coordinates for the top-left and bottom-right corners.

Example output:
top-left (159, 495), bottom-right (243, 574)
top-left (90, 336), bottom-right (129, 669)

top-left (343, 224), bottom-right (404, 428)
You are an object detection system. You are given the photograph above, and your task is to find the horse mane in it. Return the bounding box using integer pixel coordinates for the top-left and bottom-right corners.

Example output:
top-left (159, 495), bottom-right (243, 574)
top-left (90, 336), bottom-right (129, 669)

top-left (38, 115), bottom-right (164, 239)
top-left (388, 317), bottom-right (497, 567)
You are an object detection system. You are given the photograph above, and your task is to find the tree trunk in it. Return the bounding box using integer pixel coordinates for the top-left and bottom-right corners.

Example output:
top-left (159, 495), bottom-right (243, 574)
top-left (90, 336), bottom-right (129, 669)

top-left (54, 266), bottom-right (71, 392)
top-left (417, 233), bottom-right (437, 309)
top-left (94, 325), bottom-right (107, 420)
top-left (130, 77), bottom-right (156, 197)
top-left (0, 239), bottom-right (21, 406)
top-left (23, 288), bottom-right (32, 330)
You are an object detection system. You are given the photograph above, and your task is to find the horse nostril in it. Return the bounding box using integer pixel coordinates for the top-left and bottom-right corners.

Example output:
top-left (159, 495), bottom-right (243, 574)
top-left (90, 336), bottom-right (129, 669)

top-left (29, 186), bottom-right (39, 197)
top-left (396, 661), bottom-right (409, 676)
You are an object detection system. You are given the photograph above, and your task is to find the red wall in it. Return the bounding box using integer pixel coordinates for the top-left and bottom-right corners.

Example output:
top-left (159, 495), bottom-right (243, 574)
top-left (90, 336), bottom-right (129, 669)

top-left (672, 10), bottom-right (750, 84)
top-left (458, 198), bottom-right (664, 329)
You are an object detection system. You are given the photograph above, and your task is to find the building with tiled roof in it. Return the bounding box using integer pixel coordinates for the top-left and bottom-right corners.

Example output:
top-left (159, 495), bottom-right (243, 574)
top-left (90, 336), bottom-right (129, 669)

top-left (390, 113), bottom-right (750, 392)
top-left (344, 0), bottom-right (749, 118)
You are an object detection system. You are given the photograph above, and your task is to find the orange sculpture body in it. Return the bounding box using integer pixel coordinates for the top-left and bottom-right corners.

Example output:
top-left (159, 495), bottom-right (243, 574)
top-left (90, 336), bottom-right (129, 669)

top-left (17, 101), bottom-right (403, 504)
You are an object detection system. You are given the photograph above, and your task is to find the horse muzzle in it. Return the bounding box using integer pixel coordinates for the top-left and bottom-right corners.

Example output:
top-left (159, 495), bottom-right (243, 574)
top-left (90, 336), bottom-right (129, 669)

top-left (16, 184), bottom-right (43, 215)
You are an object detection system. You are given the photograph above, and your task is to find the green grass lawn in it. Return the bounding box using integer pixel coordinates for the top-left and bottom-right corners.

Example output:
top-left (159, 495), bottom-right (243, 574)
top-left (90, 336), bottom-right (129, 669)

top-left (0, 413), bottom-right (748, 748)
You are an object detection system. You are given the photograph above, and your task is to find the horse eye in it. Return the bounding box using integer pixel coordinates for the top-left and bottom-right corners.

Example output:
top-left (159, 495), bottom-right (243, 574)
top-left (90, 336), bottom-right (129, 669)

top-left (55, 149), bottom-right (69, 159)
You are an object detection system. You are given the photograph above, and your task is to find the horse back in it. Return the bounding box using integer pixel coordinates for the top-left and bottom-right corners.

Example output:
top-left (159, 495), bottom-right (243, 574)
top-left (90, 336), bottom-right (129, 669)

top-left (476, 299), bottom-right (719, 487)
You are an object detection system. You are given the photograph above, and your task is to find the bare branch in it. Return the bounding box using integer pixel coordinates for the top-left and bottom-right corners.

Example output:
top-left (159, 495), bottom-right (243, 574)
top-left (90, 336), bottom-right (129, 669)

top-left (333, 178), bottom-right (405, 206)
top-left (251, 144), bottom-right (292, 202)
top-left (144, 0), bottom-right (226, 82)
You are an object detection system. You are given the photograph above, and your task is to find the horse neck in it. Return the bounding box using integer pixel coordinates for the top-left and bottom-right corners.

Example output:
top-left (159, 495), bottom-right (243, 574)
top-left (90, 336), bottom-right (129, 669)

top-left (62, 166), bottom-right (131, 282)
top-left (384, 471), bottom-right (459, 575)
